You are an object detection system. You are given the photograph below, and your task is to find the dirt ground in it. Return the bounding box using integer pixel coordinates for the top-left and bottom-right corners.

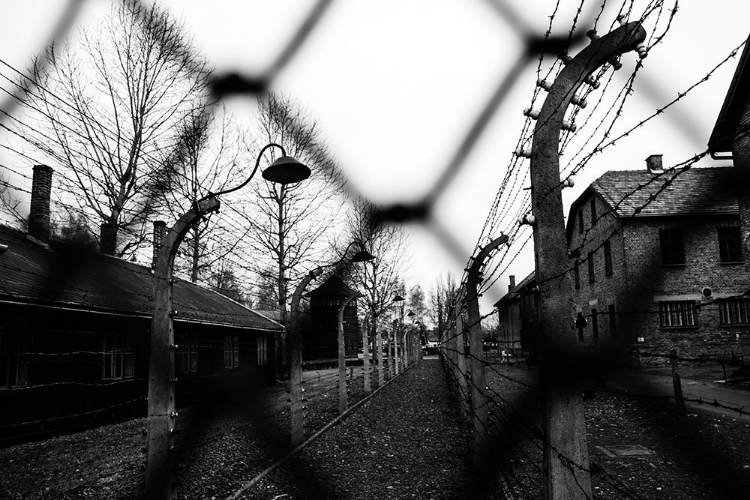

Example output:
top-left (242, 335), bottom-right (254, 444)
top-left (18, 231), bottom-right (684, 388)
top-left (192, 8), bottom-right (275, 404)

top-left (2, 359), bottom-right (750, 499)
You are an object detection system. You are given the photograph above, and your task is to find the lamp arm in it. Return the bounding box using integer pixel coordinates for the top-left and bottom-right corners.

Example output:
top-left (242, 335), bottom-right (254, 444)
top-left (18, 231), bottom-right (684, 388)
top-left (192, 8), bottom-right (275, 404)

top-left (205, 143), bottom-right (287, 200)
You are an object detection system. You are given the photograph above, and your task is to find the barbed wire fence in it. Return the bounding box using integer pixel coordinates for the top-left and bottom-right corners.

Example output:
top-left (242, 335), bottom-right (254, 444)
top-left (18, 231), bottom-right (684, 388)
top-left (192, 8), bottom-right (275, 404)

top-left (2, 0), bottom-right (750, 498)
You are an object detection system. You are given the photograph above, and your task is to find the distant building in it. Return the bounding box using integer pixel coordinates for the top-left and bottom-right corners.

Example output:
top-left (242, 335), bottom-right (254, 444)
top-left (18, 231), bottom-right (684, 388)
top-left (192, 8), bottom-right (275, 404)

top-left (494, 273), bottom-right (536, 355)
top-left (0, 166), bottom-right (281, 443)
top-left (566, 160), bottom-right (750, 360)
top-left (304, 275), bottom-right (361, 361)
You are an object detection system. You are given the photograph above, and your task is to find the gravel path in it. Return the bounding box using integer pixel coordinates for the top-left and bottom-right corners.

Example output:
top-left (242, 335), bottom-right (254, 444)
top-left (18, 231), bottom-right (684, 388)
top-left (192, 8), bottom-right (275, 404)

top-left (234, 358), bottom-right (500, 500)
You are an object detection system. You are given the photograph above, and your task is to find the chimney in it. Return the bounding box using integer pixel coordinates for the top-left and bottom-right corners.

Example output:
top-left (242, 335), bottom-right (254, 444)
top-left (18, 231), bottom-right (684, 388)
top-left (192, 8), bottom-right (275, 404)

top-left (100, 223), bottom-right (117, 256)
top-left (645, 154), bottom-right (663, 174)
top-left (509, 275), bottom-right (516, 293)
top-left (28, 165), bottom-right (54, 244)
top-left (152, 220), bottom-right (166, 268)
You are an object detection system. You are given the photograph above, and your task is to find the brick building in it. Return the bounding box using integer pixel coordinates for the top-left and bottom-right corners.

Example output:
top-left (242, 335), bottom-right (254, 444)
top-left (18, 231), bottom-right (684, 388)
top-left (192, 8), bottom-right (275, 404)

top-left (566, 160), bottom-right (750, 360)
top-left (494, 272), bottom-right (536, 355)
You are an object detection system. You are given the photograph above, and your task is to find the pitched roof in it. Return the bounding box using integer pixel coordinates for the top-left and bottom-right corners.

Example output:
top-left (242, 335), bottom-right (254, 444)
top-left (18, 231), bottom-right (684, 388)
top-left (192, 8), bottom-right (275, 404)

top-left (493, 271), bottom-right (536, 307)
top-left (589, 167), bottom-right (738, 218)
top-left (0, 224), bottom-right (281, 331)
top-left (305, 275), bottom-right (360, 298)
top-left (708, 34), bottom-right (750, 154)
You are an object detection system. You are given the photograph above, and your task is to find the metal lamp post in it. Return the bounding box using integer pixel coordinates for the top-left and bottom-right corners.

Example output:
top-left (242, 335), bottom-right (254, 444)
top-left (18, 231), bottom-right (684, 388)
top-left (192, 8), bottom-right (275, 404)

top-left (288, 241), bottom-right (374, 445)
top-left (390, 295), bottom-right (405, 376)
top-left (145, 143), bottom-right (309, 499)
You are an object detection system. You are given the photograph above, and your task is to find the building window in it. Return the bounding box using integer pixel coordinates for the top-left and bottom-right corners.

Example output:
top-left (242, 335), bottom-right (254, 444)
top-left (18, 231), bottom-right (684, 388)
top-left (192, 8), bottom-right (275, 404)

top-left (608, 304), bottom-right (617, 338)
top-left (660, 229), bottom-right (685, 266)
top-left (588, 251), bottom-right (595, 283)
top-left (576, 312), bottom-right (585, 341)
top-left (590, 198), bottom-right (597, 225)
top-left (224, 335), bottom-right (240, 369)
top-left (718, 227), bottom-right (743, 263)
top-left (659, 301), bottom-right (697, 328)
top-left (604, 240), bottom-right (613, 276)
top-left (0, 329), bottom-right (30, 388)
top-left (578, 210), bottom-right (584, 234)
top-left (719, 298), bottom-right (750, 325)
top-left (177, 333), bottom-right (198, 374)
top-left (102, 332), bottom-right (134, 381)
top-left (591, 308), bottom-right (599, 341)
top-left (257, 336), bottom-right (268, 366)
top-left (573, 261), bottom-right (580, 289)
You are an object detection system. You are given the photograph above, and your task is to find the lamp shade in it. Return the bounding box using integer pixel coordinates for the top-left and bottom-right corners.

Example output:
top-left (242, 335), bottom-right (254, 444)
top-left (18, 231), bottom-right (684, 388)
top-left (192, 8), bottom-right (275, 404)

top-left (262, 156), bottom-right (311, 185)
top-left (392, 294), bottom-right (405, 302)
top-left (350, 249), bottom-right (376, 262)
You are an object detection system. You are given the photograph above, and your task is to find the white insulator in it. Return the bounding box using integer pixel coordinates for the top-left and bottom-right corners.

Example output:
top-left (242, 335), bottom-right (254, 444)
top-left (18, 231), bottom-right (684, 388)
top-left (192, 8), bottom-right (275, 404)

top-left (523, 108), bottom-right (540, 119)
top-left (514, 146), bottom-right (532, 158)
top-left (616, 14), bottom-right (629, 24)
top-left (636, 43), bottom-right (648, 59)
top-left (571, 95), bottom-right (588, 109)
top-left (586, 29), bottom-right (599, 41)
top-left (562, 120), bottom-right (577, 132)
top-left (610, 57), bottom-right (623, 71)
top-left (584, 75), bottom-right (600, 89)
top-left (536, 79), bottom-right (552, 91)
top-left (518, 213), bottom-right (536, 226)
top-left (560, 52), bottom-right (573, 65)
top-left (562, 177), bottom-right (575, 188)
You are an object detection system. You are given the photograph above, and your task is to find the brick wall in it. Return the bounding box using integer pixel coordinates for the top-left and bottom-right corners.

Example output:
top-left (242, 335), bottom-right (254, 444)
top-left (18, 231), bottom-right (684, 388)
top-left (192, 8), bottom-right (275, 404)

top-left (569, 191), bottom-right (750, 363)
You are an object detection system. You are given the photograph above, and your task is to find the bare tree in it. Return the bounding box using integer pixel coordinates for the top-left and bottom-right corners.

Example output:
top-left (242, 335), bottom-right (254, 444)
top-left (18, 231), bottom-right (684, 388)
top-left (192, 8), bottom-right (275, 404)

top-left (156, 104), bottom-right (248, 283)
top-left (345, 197), bottom-right (410, 344)
top-left (0, 173), bottom-right (24, 228)
top-left (407, 283), bottom-right (427, 322)
top-left (235, 93), bottom-right (346, 365)
top-left (18, 0), bottom-right (211, 257)
top-left (429, 272), bottom-right (458, 338)
top-left (207, 257), bottom-right (247, 305)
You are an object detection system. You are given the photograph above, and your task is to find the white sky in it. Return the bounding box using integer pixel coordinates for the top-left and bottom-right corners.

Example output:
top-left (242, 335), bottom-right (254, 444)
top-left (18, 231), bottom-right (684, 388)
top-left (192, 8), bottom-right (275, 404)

top-left (1, 0), bottom-right (749, 313)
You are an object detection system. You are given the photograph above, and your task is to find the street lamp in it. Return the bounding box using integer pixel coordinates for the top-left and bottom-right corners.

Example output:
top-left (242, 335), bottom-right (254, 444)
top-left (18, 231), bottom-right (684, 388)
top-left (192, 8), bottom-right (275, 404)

top-left (145, 143), bottom-right (308, 498)
top-left (287, 240), bottom-right (374, 445)
top-left (389, 295), bottom-right (405, 377)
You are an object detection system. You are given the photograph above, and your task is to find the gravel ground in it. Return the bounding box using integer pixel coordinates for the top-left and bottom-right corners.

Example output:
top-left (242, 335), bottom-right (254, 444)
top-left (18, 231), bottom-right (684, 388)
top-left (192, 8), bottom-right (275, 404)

top-left (3, 358), bottom-right (750, 499)
top-left (234, 358), bottom-right (486, 500)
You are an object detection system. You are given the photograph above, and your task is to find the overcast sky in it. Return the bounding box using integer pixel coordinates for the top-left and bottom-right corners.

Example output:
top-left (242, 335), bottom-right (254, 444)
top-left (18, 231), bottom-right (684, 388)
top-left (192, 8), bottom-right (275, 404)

top-left (1, 0), bottom-right (749, 312)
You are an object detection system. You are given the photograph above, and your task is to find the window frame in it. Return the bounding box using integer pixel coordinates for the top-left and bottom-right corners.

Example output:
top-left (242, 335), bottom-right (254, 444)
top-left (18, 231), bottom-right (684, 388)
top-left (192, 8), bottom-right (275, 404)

top-left (719, 297), bottom-right (750, 325)
top-left (590, 198), bottom-right (597, 225)
top-left (658, 300), bottom-right (697, 328)
top-left (576, 312), bottom-right (585, 341)
top-left (578, 210), bottom-right (584, 234)
top-left (718, 227), bottom-right (743, 263)
top-left (659, 229), bottom-right (685, 266)
top-left (573, 260), bottom-right (580, 289)
top-left (588, 251), bottom-right (595, 284)
top-left (223, 335), bottom-right (240, 369)
top-left (101, 332), bottom-right (134, 381)
top-left (177, 333), bottom-right (198, 375)
top-left (0, 329), bottom-right (31, 389)
top-left (257, 336), bottom-right (268, 366)
top-left (591, 308), bottom-right (599, 341)
top-left (604, 240), bottom-right (613, 276)
top-left (608, 304), bottom-right (617, 338)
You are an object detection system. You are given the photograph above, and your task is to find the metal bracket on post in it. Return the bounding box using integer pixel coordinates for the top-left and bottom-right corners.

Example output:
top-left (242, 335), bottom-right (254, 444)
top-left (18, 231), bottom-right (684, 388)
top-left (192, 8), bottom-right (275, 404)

top-left (529, 22), bottom-right (646, 500)
top-left (146, 196), bottom-right (220, 499)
